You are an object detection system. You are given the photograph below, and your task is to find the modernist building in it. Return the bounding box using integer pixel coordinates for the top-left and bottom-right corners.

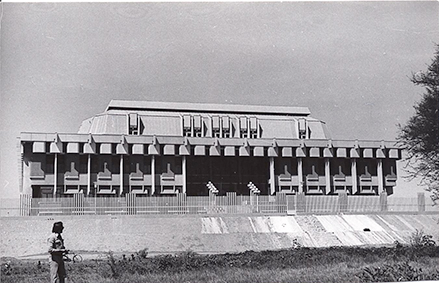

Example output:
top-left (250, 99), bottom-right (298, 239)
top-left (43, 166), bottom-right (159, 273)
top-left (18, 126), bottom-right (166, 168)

top-left (20, 100), bottom-right (401, 198)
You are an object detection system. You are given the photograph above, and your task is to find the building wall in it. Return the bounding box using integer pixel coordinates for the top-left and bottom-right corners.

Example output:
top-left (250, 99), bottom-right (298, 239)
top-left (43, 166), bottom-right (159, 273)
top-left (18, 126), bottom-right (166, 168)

top-left (19, 135), bottom-right (400, 197)
top-left (79, 109), bottom-right (328, 140)
top-left (20, 101), bottom-right (402, 198)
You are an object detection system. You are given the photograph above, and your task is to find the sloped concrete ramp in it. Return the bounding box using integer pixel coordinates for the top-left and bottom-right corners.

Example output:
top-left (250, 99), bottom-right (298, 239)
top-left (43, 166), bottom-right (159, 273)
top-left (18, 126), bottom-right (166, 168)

top-left (0, 214), bottom-right (438, 258)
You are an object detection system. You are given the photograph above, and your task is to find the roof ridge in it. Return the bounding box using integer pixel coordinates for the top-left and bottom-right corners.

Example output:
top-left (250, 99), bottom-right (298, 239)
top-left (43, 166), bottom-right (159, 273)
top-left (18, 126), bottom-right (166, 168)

top-left (106, 100), bottom-right (311, 116)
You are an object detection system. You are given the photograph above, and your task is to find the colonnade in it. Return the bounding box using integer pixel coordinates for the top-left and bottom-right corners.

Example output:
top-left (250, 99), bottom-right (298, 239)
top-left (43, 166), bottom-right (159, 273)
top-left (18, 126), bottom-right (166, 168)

top-left (46, 154), bottom-right (385, 197)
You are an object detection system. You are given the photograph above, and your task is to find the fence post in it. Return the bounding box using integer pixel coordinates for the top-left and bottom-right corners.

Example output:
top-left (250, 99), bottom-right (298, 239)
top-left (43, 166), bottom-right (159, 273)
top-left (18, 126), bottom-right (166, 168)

top-left (209, 190), bottom-right (217, 210)
top-left (94, 196), bottom-right (97, 215)
top-left (20, 194), bottom-right (31, 216)
top-left (73, 193), bottom-right (84, 215)
top-left (379, 191), bottom-right (388, 212)
top-left (250, 191), bottom-right (260, 213)
top-left (19, 194), bottom-right (24, 216)
top-left (338, 191), bottom-right (348, 213)
top-left (296, 192), bottom-right (306, 213)
top-left (286, 194), bottom-right (296, 215)
top-left (417, 192), bottom-right (425, 212)
top-left (276, 192), bottom-right (286, 213)
top-left (126, 193), bottom-right (136, 215)
top-left (177, 193), bottom-right (187, 214)
top-left (227, 192), bottom-right (237, 214)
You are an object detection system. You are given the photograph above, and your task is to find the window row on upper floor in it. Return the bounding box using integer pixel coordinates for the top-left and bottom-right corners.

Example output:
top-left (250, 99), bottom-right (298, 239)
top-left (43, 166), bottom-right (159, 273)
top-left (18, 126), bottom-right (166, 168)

top-left (126, 113), bottom-right (313, 139)
top-left (182, 115), bottom-right (259, 138)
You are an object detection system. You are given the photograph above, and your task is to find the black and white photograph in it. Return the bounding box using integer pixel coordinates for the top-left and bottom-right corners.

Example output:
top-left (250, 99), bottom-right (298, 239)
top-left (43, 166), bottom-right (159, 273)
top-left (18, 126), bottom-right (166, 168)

top-left (1, 1), bottom-right (438, 282)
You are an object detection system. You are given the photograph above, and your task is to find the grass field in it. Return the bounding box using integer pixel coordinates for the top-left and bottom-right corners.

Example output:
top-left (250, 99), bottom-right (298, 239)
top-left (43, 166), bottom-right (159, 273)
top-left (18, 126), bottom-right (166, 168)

top-left (2, 245), bottom-right (439, 283)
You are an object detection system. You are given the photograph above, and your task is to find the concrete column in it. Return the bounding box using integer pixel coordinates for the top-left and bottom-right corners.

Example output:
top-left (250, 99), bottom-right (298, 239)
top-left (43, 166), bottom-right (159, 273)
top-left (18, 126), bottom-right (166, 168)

top-left (191, 116), bottom-right (195, 137)
top-left (120, 155), bottom-right (124, 196)
top-left (87, 154), bottom-right (91, 196)
top-left (351, 159), bottom-right (358, 194)
top-left (54, 153), bottom-right (58, 197)
top-left (19, 154), bottom-right (24, 193)
top-left (377, 159), bottom-right (384, 193)
top-left (238, 156), bottom-right (242, 185)
top-left (18, 139), bottom-right (24, 194)
top-left (219, 117), bottom-right (223, 138)
top-left (208, 116), bottom-right (213, 137)
top-left (151, 155), bottom-right (156, 195)
top-left (22, 152), bottom-right (31, 196)
top-left (298, 158), bottom-right (304, 193)
top-left (269, 157), bottom-right (275, 195)
top-left (182, 156), bottom-right (187, 194)
top-left (325, 158), bottom-right (331, 195)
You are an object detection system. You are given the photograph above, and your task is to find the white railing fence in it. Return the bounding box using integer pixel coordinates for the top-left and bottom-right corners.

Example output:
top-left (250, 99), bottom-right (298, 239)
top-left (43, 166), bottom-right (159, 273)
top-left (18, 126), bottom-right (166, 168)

top-left (0, 192), bottom-right (437, 217)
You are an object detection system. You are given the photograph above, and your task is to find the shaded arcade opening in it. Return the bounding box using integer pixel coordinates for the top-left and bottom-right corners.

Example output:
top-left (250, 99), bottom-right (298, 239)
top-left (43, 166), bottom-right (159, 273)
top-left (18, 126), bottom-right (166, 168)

top-left (28, 153), bottom-right (397, 198)
top-left (186, 156), bottom-right (269, 196)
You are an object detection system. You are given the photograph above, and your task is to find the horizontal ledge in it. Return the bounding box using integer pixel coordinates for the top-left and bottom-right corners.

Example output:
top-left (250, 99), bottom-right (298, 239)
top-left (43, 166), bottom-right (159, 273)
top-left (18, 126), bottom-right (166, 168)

top-left (20, 133), bottom-right (402, 149)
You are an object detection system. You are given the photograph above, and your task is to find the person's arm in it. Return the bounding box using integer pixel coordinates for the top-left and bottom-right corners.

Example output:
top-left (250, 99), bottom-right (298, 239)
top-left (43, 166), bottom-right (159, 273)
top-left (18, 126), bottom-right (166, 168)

top-left (48, 234), bottom-right (57, 254)
top-left (48, 235), bottom-right (67, 254)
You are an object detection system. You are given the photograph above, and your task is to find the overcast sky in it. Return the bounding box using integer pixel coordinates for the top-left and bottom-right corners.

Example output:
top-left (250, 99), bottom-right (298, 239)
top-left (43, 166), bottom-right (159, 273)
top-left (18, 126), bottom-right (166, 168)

top-left (1, 2), bottom-right (438, 199)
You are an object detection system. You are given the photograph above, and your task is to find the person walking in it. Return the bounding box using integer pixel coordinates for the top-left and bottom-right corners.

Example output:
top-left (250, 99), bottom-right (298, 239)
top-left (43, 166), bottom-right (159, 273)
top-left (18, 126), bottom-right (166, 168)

top-left (47, 221), bottom-right (68, 283)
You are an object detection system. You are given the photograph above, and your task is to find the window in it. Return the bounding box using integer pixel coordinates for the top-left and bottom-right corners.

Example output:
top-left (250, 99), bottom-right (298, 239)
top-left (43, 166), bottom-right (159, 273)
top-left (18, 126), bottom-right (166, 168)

top-left (183, 115), bottom-right (192, 137)
top-left (193, 115), bottom-right (202, 137)
top-left (298, 118), bottom-right (307, 139)
top-left (239, 117), bottom-right (248, 138)
top-left (249, 117), bottom-right (258, 139)
top-left (182, 115), bottom-right (207, 137)
top-left (193, 115), bottom-right (201, 130)
top-left (212, 116), bottom-right (220, 130)
top-left (194, 130), bottom-right (202, 137)
top-left (184, 129), bottom-right (192, 137)
top-left (129, 113), bottom-right (140, 135)
top-left (222, 116), bottom-right (230, 130)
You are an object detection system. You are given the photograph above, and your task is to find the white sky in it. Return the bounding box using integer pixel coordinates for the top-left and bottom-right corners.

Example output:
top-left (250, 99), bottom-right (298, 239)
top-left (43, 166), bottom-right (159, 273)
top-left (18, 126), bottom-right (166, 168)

top-left (1, 2), bottom-right (438, 199)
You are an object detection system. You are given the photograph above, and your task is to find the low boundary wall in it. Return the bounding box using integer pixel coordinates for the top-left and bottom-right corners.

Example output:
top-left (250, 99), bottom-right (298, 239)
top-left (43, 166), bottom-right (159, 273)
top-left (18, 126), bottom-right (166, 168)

top-left (1, 192), bottom-right (437, 217)
top-left (1, 213), bottom-right (438, 258)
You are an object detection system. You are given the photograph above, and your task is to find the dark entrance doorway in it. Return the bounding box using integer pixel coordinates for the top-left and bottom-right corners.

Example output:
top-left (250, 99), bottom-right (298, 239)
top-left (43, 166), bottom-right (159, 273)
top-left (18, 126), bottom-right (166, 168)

top-left (186, 156), bottom-right (269, 196)
top-left (32, 186), bottom-right (54, 198)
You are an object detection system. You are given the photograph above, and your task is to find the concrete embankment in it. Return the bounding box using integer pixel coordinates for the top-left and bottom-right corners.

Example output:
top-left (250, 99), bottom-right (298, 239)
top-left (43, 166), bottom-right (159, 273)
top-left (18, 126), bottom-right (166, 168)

top-left (1, 213), bottom-right (438, 258)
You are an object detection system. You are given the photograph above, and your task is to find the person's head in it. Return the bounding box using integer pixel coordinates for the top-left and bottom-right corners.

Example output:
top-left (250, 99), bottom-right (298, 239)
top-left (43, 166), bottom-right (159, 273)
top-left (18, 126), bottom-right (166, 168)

top-left (52, 221), bottom-right (64, 233)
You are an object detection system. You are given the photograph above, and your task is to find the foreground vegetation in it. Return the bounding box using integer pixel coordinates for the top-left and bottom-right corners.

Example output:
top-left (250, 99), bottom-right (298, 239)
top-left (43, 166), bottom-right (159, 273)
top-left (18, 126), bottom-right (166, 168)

top-left (2, 242), bottom-right (439, 283)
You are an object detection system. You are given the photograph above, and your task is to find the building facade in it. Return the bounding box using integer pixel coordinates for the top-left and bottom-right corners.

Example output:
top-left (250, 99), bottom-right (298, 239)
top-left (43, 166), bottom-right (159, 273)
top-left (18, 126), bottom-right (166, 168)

top-left (20, 100), bottom-right (401, 198)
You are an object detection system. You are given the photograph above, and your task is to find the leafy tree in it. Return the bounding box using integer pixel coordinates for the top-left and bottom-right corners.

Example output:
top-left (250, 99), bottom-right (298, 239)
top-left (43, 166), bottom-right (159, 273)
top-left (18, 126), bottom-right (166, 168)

top-left (398, 45), bottom-right (439, 202)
